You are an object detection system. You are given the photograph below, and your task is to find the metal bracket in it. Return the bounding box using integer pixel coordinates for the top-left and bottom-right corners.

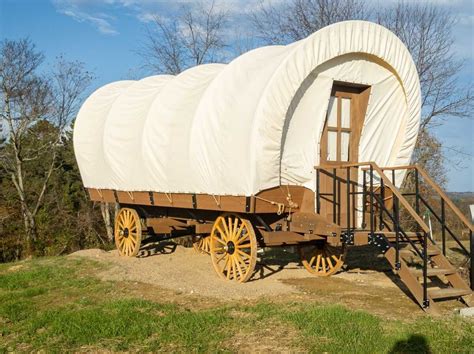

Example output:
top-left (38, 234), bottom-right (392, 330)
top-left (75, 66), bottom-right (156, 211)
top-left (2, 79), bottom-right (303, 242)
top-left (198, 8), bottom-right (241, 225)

top-left (340, 232), bottom-right (354, 245)
top-left (113, 190), bottom-right (119, 203)
top-left (245, 196), bottom-right (251, 212)
top-left (369, 233), bottom-right (391, 254)
top-left (148, 191), bottom-right (154, 205)
top-left (395, 261), bottom-right (401, 271)
top-left (192, 194), bottom-right (197, 209)
top-left (422, 299), bottom-right (430, 308)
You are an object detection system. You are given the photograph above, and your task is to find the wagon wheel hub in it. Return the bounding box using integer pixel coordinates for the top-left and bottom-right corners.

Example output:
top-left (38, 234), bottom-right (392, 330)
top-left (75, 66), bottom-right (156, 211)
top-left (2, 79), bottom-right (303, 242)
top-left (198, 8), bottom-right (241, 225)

top-left (225, 241), bottom-right (236, 255)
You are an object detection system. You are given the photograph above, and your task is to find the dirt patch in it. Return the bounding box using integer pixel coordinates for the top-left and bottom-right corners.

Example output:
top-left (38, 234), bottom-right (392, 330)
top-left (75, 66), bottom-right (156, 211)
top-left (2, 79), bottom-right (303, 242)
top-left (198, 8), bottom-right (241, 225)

top-left (71, 243), bottom-right (468, 319)
top-left (71, 245), bottom-right (308, 300)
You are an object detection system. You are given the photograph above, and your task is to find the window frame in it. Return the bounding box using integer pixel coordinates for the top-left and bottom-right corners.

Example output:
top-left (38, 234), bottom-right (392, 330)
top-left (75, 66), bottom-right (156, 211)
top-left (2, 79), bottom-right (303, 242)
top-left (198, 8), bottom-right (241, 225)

top-left (322, 92), bottom-right (353, 163)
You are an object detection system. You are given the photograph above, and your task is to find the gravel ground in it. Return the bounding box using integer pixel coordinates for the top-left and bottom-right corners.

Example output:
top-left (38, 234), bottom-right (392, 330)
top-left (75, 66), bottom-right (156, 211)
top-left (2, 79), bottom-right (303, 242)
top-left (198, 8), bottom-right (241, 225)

top-left (71, 246), bottom-right (307, 299)
top-left (70, 242), bottom-right (399, 301)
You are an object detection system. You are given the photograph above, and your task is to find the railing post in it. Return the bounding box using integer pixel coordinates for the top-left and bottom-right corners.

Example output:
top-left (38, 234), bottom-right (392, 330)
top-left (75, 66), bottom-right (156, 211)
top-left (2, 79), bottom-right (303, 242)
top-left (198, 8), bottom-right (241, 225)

top-left (471, 230), bottom-right (473, 291)
top-left (423, 231), bottom-right (429, 308)
top-left (415, 168), bottom-right (420, 214)
top-left (362, 169), bottom-right (367, 228)
top-left (369, 165), bottom-right (374, 236)
top-left (441, 199), bottom-right (446, 256)
top-left (316, 168), bottom-right (320, 214)
top-left (332, 168), bottom-right (337, 224)
top-left (394, 196), bottom-right (400, 270)
top-left (346, 167), bottom-right (351, 235)
top-left (379, 177), bottom-right (385, 230)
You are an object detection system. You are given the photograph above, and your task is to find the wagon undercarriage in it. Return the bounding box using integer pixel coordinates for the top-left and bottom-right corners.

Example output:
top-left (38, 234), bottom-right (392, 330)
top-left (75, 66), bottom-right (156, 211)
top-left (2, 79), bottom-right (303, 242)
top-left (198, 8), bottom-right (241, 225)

top-left (93, 162), bottom-right (473, 315)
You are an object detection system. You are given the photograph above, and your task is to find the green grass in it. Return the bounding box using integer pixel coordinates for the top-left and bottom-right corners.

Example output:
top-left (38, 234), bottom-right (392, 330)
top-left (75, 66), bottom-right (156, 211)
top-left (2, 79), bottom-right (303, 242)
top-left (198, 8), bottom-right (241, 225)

top-left (0, 257), bottom-right (473, 353)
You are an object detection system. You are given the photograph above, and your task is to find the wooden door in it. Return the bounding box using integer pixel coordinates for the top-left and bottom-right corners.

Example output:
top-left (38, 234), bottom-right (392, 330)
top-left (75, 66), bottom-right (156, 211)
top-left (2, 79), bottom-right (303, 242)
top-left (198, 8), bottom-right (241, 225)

top-left (318, 83), bottom-right (370, 227)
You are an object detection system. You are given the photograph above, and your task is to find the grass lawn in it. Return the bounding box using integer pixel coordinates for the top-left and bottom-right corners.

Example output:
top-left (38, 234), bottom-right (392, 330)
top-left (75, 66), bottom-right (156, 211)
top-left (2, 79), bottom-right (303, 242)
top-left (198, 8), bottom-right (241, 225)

top-left (0, 257), bottom-right (473, 352)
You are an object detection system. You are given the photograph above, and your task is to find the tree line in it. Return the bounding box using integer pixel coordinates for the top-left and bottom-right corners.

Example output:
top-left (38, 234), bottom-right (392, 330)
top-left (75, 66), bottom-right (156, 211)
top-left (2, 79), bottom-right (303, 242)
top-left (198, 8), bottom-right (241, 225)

top-left (1, 0), bottom-right (472, 262)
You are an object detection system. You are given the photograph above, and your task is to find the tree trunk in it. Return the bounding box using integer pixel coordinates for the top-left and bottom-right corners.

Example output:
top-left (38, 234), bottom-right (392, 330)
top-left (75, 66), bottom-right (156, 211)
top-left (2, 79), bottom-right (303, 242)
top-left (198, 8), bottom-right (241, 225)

top-left (20, 202), bottom-right (37, 256)
top-left (100, 202), bottom-right (114, 242)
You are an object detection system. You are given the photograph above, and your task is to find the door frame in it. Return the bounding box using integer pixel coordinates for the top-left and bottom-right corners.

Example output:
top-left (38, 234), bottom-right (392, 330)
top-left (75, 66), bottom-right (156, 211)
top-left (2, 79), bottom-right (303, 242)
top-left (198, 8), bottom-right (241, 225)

top-left (317, 81), bottom-right (371, 226)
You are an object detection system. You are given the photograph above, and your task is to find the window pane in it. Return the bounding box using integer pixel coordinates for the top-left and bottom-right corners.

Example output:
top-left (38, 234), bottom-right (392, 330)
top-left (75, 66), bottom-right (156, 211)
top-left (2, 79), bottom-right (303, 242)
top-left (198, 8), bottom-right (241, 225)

top-left (341, 98), bottom-right (351, 128)
top-left (327, 96), bottom-right (337, 127)
top-left (341, 132), bottom-right (350, 161)
top-left (327, 131), bottom-right (337, 161)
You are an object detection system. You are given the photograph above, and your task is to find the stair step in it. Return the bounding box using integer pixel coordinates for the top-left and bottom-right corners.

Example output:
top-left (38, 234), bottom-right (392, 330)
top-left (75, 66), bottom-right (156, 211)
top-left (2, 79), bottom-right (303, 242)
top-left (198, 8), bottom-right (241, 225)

top-left (411, 268), bottom-right (456, 278)
top-left (399, 245), bottom-right (440, 257)
top-left (428, 288), bottom-right (472, 300)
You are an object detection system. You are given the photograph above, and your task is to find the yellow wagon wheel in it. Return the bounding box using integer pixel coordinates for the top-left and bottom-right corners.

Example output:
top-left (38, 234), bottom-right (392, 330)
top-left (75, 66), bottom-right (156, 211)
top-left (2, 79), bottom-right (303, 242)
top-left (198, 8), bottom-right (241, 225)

top-left (192, 235), bottom-right (211, 254)
top-left (210, 214), bottom-right (257, 283)
top-left (114, 208), bottom-right (142, 257)
top-left (299, 243), bottom-right (344, 276)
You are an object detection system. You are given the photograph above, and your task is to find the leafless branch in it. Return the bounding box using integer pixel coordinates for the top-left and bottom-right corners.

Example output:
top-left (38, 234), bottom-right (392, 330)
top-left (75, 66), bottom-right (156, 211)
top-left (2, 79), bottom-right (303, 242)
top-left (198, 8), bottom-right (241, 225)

top-left (137, 0), bottom-right (228, 74)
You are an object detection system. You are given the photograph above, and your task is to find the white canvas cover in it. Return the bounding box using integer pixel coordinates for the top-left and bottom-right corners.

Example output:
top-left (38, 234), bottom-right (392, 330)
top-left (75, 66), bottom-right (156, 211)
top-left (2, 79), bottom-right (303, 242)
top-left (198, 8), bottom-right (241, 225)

top-left (74, 21), bottom-right (421, 196)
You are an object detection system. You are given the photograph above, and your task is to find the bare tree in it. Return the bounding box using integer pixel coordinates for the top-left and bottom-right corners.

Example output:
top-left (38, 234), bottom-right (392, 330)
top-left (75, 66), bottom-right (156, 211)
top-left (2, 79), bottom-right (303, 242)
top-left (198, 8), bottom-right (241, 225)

top-left (376, 2), bottom-right (473, 133)
top-left (376, 2), bottom-right (473, 186)
top-left (0, 39), bottom-right (93, 255)
top-left (138, 0), bottom-right (228, 75)
top-left (250, 0), bottom-right (368, 44)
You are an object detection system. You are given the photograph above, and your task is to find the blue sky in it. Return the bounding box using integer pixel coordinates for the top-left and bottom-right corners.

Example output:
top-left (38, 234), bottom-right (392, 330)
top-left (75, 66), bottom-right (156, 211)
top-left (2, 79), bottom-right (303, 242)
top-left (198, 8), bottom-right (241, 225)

top-left (1, 0), bottom-right (473, 191)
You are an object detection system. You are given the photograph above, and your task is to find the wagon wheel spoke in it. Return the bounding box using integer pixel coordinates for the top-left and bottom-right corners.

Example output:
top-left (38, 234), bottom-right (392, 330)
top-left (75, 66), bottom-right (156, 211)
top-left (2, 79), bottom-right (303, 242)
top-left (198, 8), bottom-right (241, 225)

top-left (299, 243), bottom-right (344, 276)
top-left (210, 214), bottom-right (257, 283)
top-left (114, 208), bottom-right (142, 257)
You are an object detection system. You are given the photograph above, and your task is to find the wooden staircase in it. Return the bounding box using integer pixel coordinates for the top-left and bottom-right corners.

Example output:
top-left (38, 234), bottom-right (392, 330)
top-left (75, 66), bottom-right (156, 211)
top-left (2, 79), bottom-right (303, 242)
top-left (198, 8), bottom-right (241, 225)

top-left (316, 162), bottom-right (473, 314)
top-left (358, 230), bottom-right (471, 315)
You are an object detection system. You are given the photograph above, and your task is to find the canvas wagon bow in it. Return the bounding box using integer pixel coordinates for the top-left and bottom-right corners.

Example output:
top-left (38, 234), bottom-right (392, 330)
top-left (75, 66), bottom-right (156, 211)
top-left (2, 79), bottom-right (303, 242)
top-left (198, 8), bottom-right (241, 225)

top-left (74, 21), bottom-right (473, 314)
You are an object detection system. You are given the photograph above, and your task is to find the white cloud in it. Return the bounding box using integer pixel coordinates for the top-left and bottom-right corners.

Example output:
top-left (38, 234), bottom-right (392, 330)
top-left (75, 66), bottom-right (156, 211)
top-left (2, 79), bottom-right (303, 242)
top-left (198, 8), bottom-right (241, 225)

top-left (53, 0), bottom-right (268, 31)
top-left (62, 9), bottom-right (119, 35)
top-left (53, 0), bottom-right (119, 35)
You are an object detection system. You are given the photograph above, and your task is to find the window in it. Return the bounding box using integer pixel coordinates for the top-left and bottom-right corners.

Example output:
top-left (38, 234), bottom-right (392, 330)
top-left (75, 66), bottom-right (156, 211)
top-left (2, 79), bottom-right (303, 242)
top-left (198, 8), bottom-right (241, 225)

top-left (323, 95), bottom-right (352, 162)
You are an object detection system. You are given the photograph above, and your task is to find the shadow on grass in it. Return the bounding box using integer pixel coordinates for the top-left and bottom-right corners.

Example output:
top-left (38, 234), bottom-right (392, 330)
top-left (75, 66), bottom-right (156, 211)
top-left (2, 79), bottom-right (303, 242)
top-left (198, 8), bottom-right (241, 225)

top-left (389, 334), bottom-right (432, 354)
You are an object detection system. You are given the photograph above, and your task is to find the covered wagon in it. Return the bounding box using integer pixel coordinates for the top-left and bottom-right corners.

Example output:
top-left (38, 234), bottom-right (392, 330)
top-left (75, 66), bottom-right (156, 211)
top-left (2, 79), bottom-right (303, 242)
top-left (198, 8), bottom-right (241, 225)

top-left (74, 21), bottom-right (473, 313)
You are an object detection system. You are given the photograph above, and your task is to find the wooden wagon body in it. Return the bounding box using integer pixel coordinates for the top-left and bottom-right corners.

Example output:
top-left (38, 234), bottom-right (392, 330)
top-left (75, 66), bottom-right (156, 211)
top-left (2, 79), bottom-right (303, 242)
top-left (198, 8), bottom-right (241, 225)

top-left (75, 21), bottom-right (473, 313)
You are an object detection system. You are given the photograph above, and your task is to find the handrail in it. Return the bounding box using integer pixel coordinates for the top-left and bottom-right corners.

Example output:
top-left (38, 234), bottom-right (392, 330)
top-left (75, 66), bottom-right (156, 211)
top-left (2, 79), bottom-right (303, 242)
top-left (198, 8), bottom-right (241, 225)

top-left (316, 161), bottom-right (430, 233)
top-left (416, 166), bottom-right (473, 232)
top-left (380, 165), bottom-right (473, 232)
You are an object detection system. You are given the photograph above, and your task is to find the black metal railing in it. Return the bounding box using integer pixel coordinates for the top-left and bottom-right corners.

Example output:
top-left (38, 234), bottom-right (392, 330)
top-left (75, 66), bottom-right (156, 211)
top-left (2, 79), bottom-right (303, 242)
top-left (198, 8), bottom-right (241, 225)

top-left (315, 162), bottom-right (439, 307)
top-left (315, 162), bottom-right (474, 294)
top-left (381, 165), bottom-right (473, 290)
